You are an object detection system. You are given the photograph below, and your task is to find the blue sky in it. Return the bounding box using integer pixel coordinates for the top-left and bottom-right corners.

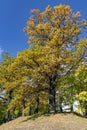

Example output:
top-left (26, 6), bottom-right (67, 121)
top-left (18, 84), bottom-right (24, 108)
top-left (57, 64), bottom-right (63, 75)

top-left (0, 0), bottom-right (87, 59)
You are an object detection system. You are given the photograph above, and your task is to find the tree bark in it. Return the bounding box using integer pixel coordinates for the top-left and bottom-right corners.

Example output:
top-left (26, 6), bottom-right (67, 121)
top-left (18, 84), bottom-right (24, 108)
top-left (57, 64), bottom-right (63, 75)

top-left (48, 74), bottom-right (57, 113)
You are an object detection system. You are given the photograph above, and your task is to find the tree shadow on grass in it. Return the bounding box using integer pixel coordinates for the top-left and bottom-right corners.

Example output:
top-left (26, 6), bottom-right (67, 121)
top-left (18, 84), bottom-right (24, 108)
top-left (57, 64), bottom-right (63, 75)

top-left (20, 112), bottom-right (54, 123)
top-left (20, 110), bottom-right (87, 124)
top-left (20, 113), bottom-right (44, 122)
top-left (20, 112), bottom-right (71, 123)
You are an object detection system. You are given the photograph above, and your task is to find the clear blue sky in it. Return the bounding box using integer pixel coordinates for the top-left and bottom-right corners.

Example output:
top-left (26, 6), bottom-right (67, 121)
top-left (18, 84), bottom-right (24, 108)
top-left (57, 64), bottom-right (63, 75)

top-left (0, 0), bottom-right (87, 58)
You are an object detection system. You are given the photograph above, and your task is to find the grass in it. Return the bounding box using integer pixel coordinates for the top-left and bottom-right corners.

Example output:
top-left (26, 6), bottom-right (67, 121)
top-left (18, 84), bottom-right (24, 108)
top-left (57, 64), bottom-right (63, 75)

top-left (0, 113), bottom-right (87, 130)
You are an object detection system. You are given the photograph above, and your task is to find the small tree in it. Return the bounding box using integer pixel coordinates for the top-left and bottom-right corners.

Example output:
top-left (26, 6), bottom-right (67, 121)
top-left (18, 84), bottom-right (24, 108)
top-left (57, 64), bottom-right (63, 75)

top-left (76, 91), bottom-right (87, 116)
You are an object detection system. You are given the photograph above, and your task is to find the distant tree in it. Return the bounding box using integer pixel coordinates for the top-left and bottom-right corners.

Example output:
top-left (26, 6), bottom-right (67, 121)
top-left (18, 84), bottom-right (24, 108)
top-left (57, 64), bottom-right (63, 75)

top-left (0, 52), bottom-right (14, 121)
top-left (76, 91), bottom-right (87, 116)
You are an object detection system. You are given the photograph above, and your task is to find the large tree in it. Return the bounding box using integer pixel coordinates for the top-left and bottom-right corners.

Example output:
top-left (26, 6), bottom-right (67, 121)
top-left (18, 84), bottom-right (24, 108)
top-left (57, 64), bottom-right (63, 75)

top-left (0, 5), bottom-right (87, 116)
top-left (23, 4), bottom-right (87, 112)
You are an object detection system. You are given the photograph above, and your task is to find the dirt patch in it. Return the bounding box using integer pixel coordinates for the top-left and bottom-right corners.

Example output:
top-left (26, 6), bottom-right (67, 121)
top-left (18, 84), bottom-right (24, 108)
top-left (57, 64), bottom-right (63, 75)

top-left (0, 113), bottom-right (87, 130)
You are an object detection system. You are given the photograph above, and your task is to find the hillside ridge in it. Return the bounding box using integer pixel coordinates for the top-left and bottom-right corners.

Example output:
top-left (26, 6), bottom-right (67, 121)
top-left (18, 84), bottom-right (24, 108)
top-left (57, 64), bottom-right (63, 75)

top-left (0, 113), bottom-right (87, 130)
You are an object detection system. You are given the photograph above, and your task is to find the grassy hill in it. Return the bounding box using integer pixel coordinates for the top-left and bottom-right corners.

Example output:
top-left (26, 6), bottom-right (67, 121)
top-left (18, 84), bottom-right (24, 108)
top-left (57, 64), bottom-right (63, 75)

top-left (0, 113), bottom-right (87, 130)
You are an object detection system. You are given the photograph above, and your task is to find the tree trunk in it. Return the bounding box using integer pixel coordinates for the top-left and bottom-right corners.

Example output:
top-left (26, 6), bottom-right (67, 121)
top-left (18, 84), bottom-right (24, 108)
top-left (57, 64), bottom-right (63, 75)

top-left (22, 100), bottom-right (25, 117)
top-left (48, 74), bottom-right (57, 113)
top-left (48, 86), bottom-right (56, 113)
top-left (4, 91), bottom-right (12, 121)
top-left (22, 106), bottom-right (25, 117)
top-left (34, 96), bottom-right (39, 114)
top-left (85, 102), bottom-right (87, 116)
top-left (29, 106), bottom-right (32, 115)
top-left (4, 110), bottom-right (10, 122)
